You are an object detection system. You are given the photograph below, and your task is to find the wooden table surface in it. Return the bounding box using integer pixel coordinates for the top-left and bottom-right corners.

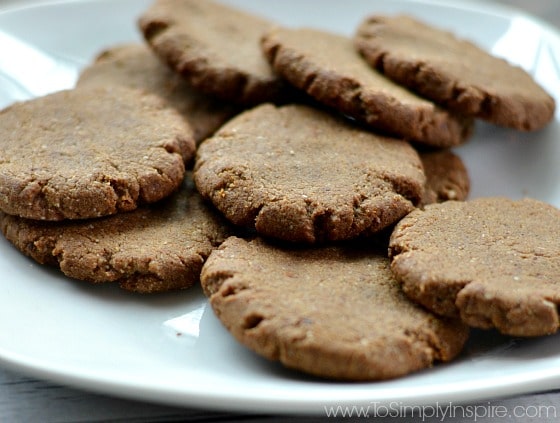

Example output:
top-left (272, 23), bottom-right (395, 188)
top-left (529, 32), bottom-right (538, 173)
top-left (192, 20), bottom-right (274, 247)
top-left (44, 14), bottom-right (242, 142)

top-left (1, 0), bottom-right (559, 422)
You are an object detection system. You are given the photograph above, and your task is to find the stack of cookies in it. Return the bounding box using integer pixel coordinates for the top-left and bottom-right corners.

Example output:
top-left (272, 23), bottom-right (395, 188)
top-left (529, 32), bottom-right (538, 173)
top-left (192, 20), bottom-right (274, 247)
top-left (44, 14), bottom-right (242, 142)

top-left (0, 0), bottom-right (557, 382)
top-left (0, 50), bottom-right (234, 293)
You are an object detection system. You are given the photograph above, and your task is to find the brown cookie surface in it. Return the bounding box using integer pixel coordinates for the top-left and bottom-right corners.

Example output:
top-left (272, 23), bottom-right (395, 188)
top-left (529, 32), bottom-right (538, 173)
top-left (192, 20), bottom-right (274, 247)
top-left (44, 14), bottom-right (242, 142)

top-left (201, 236), bottom-right (468, 381)
top-left (261, 26), bottom-right (473, 148)
top-left (0, 175), bottom-right (231, 293)
top-left (355, 15), bottom-right (555, 131)
top-left (139, 0), bottom-right (288, 106)
top-left (389, 197), bottom-right (560, 336)
top-left (420, 149), bottom-right (470, 205)
top-left (77, 43), bottom-right (237, 144)
top-left (194, 103), bottom-right (425, 243)
top-left (0, 86), bottom-right (194, 221)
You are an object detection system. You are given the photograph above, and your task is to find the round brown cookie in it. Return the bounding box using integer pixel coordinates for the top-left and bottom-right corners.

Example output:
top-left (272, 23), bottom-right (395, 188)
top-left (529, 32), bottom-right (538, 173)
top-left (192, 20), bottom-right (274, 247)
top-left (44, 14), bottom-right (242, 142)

top-left (77, 43), bottom-right (238, 144)
top-left (194, 103), bottom-right (425, 243)
top-left (138, 0), bottom-right (289, 106)
top-left (201, 236), bottom-right (468, 381)
top-left (389, 197), bottom-right (560, 337)
top-left (419, 149), bottom-right (470, 205)
top-left (354, 15), bottom-right (555, 131)
top-left (0, 86), bottom-right (194, 221)
top-left (0, 174), bottom-right (231, 293)
top-left (261, 26), bottom-right (473, 148)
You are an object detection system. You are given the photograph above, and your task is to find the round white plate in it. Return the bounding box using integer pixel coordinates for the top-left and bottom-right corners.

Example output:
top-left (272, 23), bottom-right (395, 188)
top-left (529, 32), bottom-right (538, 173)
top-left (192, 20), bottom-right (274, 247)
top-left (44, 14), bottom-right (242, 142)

top-left (0, 0), bottom-right (559, 415)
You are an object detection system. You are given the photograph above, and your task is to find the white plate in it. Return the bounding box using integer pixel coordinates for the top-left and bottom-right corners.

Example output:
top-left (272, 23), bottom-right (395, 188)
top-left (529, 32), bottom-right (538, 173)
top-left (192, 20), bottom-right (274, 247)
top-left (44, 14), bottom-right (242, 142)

top-left (0, 0), bottom-right (560, 415)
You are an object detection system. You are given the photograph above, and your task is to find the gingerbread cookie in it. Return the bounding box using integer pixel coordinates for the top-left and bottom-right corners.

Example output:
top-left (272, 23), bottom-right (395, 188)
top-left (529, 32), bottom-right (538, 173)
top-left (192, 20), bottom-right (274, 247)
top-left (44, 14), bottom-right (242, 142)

top-left (139, 0), bottom-right (288, 106)
top-left (194, 103), bottom-right (425, 243)
top-left (261, 26), bottom-right (473, 147)
top-left (0, 86), bottom-right (194, 221)
top-left (0, 175), bottom-right (231, 293)
top-left (389, 197), bottom-right (560, 336)
top-left (420, 149), bottom-right (470, 205)
top-left (77, 43), bottom-right (237, 144)
top-left (201, 236), bottom-right (468, 380)
top-left (354, 15), bottom-right (555, 131)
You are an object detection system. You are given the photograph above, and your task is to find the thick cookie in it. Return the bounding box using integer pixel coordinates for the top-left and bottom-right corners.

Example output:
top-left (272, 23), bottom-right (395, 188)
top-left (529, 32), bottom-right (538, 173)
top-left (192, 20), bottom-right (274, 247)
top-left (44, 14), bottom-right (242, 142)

top-left (138, 0), bottom-right (288, 106)
top-left (420, 150), bottom-right (470, 205)
top-left (201, 237), bottom-right (468, 381)
top-left (194, 103), bottom-right (425, 243)
top-left (355, 15), bottom-right (555, 131)
top-left (0, 86), bottom-right (194, 221)
top-left (77, 43), bottom-right (237, 144)
top-left (0, 175), bottom-right (231, 293)
top-left (389, 197), bottom-right (560, 336)
top-left (261, 26), bottom-right (473, 148)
